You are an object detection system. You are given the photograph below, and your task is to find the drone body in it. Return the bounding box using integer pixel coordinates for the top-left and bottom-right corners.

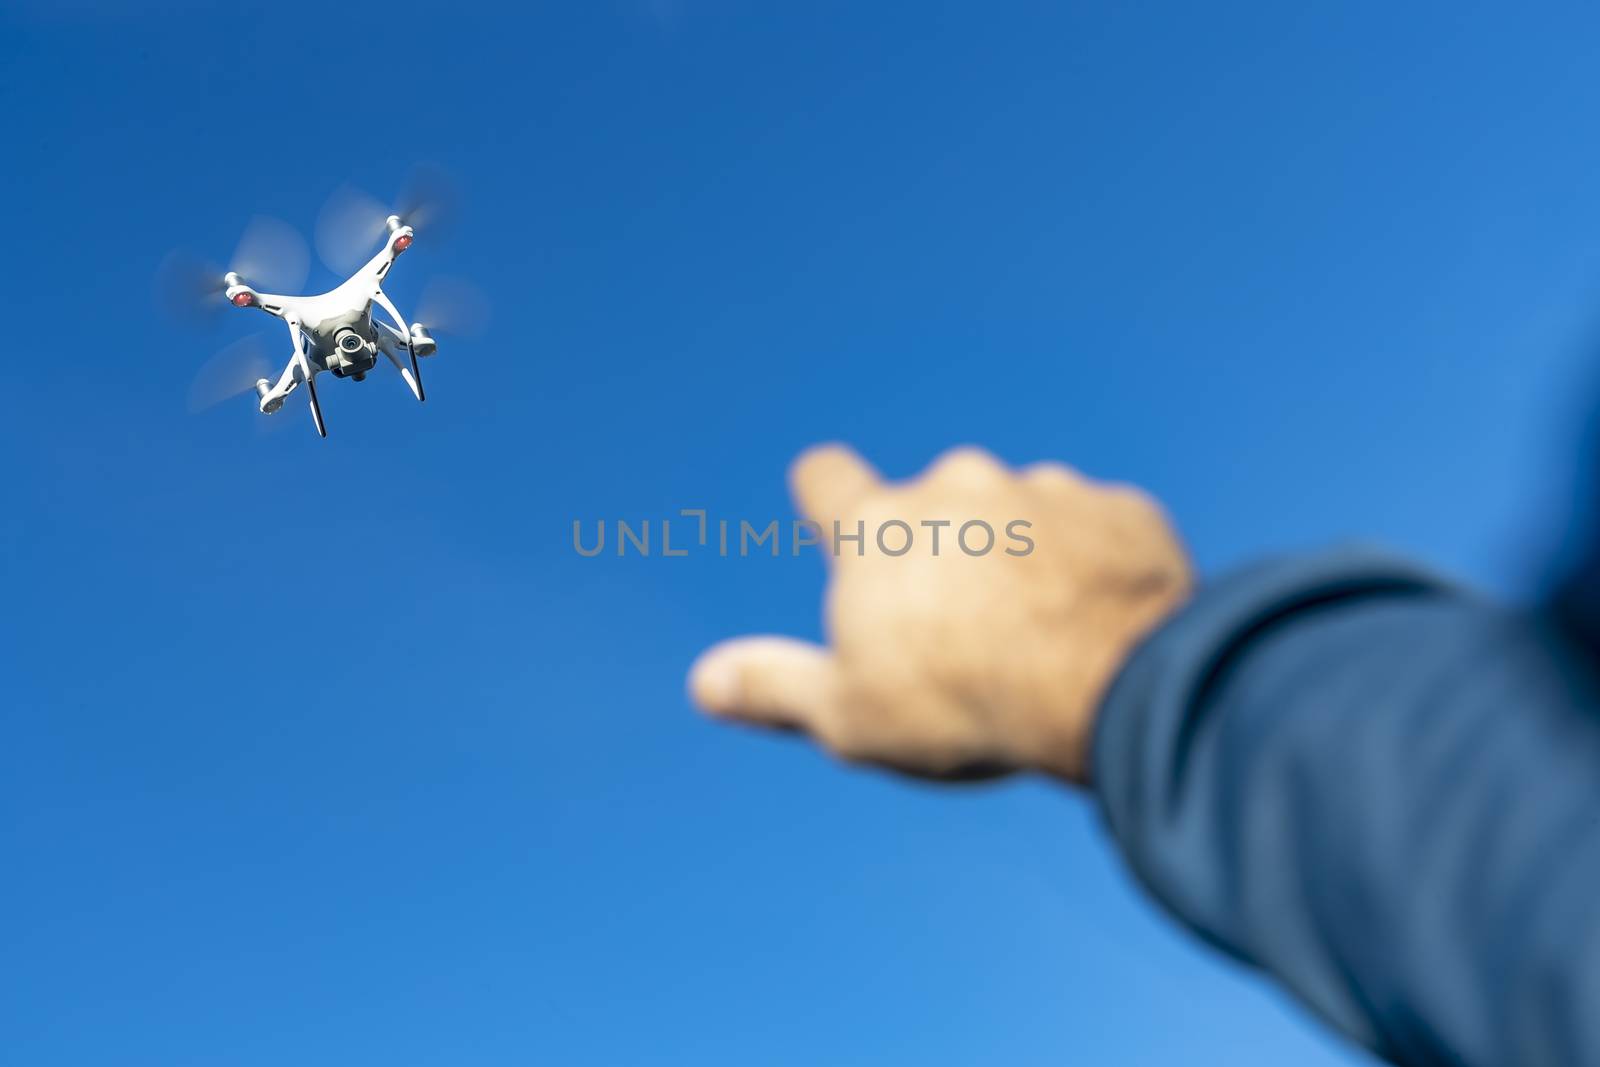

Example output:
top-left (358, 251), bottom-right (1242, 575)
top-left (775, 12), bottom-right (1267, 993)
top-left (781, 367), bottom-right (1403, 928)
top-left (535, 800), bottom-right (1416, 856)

top-left (223, 215), bottom-right (436, 438)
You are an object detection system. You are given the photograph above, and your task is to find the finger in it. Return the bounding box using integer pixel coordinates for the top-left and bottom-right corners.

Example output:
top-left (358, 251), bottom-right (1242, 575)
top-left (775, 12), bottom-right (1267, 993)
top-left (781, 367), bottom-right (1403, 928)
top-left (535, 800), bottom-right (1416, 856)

top-left (1020, 460), bottom-right (1088, 495)
top-left (789, 443), bottom-right (883, 527)
top-left (689, 636), bottom-right (838, 736)
top-left (924, 445), bottom-right (1007, 489)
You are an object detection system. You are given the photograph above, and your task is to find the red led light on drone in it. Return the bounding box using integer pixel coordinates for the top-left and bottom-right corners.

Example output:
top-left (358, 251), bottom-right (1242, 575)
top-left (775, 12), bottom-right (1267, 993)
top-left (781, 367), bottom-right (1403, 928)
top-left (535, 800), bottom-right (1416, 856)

top-left (231, 291), bottom-right (254, 307)
top-left (392, 233), bottom-right (413, 252)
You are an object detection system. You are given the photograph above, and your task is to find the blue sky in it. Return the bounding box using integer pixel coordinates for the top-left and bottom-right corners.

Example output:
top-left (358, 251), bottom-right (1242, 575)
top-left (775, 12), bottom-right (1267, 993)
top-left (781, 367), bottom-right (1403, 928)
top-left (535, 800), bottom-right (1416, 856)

top-left (5, 2), bottom-right (1600, 1064)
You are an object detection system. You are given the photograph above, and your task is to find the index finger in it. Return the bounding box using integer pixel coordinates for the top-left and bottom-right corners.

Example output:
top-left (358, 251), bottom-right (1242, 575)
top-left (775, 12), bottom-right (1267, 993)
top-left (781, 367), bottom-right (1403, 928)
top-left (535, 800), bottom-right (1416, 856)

top-left (789, 443), bottom-right (883, 528)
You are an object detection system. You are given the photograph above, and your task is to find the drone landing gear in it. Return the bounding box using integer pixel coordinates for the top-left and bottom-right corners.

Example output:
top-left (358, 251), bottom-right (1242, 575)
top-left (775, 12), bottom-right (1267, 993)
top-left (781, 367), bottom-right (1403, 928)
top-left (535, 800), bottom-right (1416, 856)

top-left (408, 342), bottom-right (427, 403)
top-left (372, 292), bottom-right (426, 404)
top-left (306, 374), bottom-right (327, 438)
top-left (379, 344), bottom-right (426, 404)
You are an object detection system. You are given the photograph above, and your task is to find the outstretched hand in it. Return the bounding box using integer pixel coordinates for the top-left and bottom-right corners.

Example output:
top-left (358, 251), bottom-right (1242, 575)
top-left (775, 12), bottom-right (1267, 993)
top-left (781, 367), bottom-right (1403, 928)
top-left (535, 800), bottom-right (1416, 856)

top-left (688, 444), bottom-right (1192, 784)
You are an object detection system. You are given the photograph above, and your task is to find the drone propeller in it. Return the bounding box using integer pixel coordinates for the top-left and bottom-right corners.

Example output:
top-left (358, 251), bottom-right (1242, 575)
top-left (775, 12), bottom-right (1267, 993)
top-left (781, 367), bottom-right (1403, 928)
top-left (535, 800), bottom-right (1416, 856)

top-left (413, 275), bottom-right (491, 338)
top-left (158, 216), bottom-right (311, 324)
top-left (315, 163), bottom-right (459, 276)
top-left (186, 333), bottom-right (273, 413)
top-left (228, 215), bottom-right (311, 294)
top-left (390, 276), bottom-right (490, 403)
top-left (395, 162), bottom-right (457, 237)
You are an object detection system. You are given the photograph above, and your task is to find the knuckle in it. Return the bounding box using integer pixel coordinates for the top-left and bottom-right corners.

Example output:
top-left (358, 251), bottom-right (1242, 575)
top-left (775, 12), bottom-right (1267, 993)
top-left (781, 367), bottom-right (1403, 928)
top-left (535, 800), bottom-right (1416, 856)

top-left (1104, 482), bottom-right (1158, 511)
top-left (1022, 461), bottom-right (1086, 494)
top-left (926, 446), bottom-right (1005, 486)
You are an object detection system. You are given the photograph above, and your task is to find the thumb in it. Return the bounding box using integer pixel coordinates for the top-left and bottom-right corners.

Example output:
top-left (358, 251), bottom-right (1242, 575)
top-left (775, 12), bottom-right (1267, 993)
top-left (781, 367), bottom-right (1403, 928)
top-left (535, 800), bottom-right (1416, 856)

top-left (689, 636), bottom-right (839, 736)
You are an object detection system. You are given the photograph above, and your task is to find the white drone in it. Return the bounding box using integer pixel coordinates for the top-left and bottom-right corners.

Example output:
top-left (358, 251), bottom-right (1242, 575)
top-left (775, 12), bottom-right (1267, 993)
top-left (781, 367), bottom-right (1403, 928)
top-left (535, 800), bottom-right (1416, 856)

top-left (173, 174), bottom-right (480, 438)
top-left (224, 214), bottom-right (432, 438)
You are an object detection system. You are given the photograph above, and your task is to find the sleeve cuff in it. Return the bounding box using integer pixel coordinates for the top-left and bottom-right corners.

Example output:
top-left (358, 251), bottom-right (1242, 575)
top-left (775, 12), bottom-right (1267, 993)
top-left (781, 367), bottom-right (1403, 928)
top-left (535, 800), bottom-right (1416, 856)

top-left (1090, 545), bottom-right (1450, 853)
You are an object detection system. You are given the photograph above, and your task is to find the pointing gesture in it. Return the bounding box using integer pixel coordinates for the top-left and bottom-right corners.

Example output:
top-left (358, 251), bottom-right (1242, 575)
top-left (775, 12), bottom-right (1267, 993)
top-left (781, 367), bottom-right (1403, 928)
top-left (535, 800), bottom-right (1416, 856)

top-left (689, 444), bottom-right (1192, 783)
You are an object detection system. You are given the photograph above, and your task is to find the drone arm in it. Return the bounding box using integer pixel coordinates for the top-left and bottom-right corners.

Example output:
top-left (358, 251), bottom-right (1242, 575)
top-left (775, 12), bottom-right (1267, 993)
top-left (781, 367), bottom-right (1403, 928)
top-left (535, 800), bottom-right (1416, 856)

top-left (362, 243), bottom-right (400, 283)
top-left (251, 355), bottom-right (301, 418)
top-left (246, 294), bottom-right (293, 318)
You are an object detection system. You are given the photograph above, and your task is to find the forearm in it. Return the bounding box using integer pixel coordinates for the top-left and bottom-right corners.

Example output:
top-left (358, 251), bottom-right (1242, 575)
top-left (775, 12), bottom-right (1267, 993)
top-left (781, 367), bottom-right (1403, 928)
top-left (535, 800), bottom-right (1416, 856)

top-left (1093, 550), bottom-right (1600, 1065)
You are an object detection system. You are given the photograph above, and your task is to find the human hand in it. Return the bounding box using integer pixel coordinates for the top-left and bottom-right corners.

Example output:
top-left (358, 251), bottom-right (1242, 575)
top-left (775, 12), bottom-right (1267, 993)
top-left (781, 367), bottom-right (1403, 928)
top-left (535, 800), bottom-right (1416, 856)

top-left (688, 445), bottom-right (1192, 784)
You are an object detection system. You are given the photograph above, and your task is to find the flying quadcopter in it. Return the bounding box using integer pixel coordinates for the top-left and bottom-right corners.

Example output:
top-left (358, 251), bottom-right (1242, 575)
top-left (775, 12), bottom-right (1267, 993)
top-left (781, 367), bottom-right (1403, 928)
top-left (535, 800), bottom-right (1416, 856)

top-left (225, 214), bottom-right (432, 438)
top-left (171, 174), bottom-right (482, 438)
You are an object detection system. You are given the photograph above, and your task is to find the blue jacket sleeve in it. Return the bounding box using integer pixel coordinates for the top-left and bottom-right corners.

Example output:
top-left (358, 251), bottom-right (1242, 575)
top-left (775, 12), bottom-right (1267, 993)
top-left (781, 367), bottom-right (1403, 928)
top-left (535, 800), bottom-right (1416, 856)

top-left (1092, 549), bottom-right (1600, 1066)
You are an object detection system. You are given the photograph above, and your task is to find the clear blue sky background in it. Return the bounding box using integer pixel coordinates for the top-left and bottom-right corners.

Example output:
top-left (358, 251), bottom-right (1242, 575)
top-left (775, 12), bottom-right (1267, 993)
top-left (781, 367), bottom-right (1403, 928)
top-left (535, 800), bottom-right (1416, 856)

top-left (5, 3), bottom-right (1600, 1064)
